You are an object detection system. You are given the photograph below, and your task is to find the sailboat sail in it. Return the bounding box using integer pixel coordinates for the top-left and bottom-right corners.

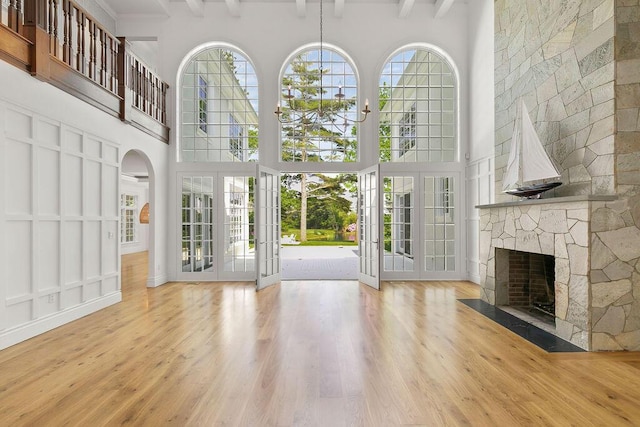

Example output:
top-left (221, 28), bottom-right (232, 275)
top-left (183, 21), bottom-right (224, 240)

top-left (502, 99), bottom-right (561, 195)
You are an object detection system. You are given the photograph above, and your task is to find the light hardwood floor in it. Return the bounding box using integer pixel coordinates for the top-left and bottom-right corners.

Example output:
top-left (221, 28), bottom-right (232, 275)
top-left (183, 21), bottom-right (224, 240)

top-left (1, 251), bottom-right (640, 425)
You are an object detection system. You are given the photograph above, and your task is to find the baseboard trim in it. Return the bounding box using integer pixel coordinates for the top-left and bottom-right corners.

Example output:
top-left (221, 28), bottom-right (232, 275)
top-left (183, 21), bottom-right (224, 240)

top-left (146, 274), bottom-right (168, 288)
top-left (0, 292), bottom-right (122, 351)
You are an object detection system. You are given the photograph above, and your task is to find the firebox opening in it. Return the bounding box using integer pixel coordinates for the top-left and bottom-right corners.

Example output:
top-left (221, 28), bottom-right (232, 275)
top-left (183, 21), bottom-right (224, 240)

top-left (498, 249), bottom-right (556, 325)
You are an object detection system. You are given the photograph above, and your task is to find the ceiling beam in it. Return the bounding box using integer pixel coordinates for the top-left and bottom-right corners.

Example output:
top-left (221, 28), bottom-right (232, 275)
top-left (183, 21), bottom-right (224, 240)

top-left (434, 0), bottom-right (455, 19)
top-left (153, 0), bottom-right (171, 16)
top-left (296, 0), bottom-right (306, 18)
top-left (398, 0), bottom-right (414, 18)
top-left (184, 0), bottom-right (205, 17)
top-left (334, 0), bottom-right (344, 18)
top-left (225, 0), bottom-right (240, 17)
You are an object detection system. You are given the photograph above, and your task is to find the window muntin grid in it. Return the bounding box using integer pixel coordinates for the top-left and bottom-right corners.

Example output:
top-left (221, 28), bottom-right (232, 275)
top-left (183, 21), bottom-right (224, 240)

top-left (280, 48), bottom-right (359, 162)
top-left (198, 76), bottom-right (207, 133)
top-left (223, 176), bottom-right (255, 273)
top-left (120, 194), bottom-right (137, 243)
top-left (383, 177), bottom-right (414, 272)
top-left (424, 176), bottom-right (455, 272)
top-left (259, 171), bottom-right (280, 277)
top-left (181, 176), bottom-right (215, 273)
top-left (399, 103), bottom-right (417, 157)
top-left (380, 48), bottom-right (456, 162)
top-left (181, 48), bottom-right (258, 162)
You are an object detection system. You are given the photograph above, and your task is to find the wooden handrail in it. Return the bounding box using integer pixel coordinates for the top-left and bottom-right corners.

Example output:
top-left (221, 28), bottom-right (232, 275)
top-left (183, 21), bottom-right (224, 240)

top-left (3, 0), bottom-right (169, 141)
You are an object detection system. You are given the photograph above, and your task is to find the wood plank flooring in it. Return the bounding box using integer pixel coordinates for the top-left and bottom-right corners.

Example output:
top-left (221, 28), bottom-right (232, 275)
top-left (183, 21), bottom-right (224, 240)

top-left (1, 251), bottom-right (640, 425)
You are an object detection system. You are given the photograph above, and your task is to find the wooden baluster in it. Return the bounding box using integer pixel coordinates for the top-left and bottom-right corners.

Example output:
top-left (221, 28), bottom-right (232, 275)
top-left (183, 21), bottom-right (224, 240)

top-left (100, 29), bottom-right (106, 87)
top-left (8, 0), bottom-right (18, 32)
top-left (111, 38), bottom-right (118, 92)
top-left (62, 0), bottom-right (70, 65)
top-left (162, 82), bottom-right (167, 124)
top-left (89, 21), bottom-right (96, 80)
top-left (48, 0), bottom-right (56, 57)
top-left (78, 10), bottom-right (85, 74)
top-left (75, 9), bottom-right (82, 73)
top-left (17, 0), bottom-right (24, 33)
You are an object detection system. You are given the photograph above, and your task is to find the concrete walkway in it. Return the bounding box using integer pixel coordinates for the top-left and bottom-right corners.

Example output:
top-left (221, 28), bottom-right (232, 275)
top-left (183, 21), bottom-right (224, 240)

top-left (281, 246), bottom-right (359, 280)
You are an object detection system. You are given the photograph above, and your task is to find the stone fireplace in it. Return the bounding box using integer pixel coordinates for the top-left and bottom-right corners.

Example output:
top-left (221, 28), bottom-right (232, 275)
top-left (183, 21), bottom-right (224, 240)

top-left (496, 249), bottom-right (556, 318)
top-left (480, 0), bottom-right (640, 351)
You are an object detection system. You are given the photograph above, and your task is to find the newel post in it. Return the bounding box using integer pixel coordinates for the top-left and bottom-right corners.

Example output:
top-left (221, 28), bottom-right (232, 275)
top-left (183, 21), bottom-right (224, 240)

top-left (117, 36), bottom-right (132, 123)
top-left (23, 0), bottom-right (51, 80)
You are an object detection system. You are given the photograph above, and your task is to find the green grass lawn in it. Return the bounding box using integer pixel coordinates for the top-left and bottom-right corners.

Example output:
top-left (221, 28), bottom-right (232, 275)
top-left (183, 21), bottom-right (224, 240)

top-left (282, 228), bottom-right (357, 246)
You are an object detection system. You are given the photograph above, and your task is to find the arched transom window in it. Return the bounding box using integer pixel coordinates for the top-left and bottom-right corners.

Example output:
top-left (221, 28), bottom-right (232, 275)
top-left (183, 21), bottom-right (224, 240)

top-left (180, 46), bottom-right (258, 162)
top-left (279, 46), bottom-right (360, 162)
top-left (379, 47), bottom-right (457, 162)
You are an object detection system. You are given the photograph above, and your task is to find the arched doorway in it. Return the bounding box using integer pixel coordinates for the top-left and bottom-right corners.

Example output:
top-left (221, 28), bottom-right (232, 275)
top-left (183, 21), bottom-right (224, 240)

top-left (120, 150), bottom-right (154, 293)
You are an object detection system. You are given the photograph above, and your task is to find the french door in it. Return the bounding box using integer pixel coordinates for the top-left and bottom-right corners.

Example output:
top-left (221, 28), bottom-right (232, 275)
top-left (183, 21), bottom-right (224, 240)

top-left (256, 165), bottom-right (281, 290)
top-left (358, 165), bottom-right (380, 289)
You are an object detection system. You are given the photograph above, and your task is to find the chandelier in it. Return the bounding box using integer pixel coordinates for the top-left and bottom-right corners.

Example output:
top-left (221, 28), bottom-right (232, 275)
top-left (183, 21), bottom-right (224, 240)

top-left (274, 0), bottom-right (370, 130)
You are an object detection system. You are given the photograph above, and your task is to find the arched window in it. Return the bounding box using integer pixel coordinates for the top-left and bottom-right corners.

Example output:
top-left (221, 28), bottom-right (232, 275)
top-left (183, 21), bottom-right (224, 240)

top-left (180, 46), bottom-right (258, 162)
top-left (279, 45), bottom-right (360, 162)
top-left (379, 47), bottom-right (457, 162)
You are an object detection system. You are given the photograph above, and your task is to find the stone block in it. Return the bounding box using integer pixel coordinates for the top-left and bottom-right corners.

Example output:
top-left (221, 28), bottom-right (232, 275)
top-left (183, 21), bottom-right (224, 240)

top-left (593, 305), bottom-right (626, 334)
top-left (591, 175), bottom-right (615, 195)
top-left (616, 330), bottom-right (640, 351)
top-left (555, 318), bottom-right (574, 341)
top-left (593, 0), bottom-right (615, 29)
top-left (562, 147), bottom-right (586, 169)
top-left (578, 38), bottom-right (614, 77)
top-left (519, 214), bottom-right (537, 231)
top-left (591, 270), bottom-right (610, 283)
top-left (569, 164), bottom-right (592, 182)
top-left (539, 210), bottom-right (569, 233)
top-left (575, 14), bottom-right (614, 61)
top-left (616, 83), bottom-right (640, 109)
top-left (591, 332), bottom-right (623, 350)
top-left (617, 108), bottom-right (640, 131)
top-left (569, 274), bottom-right (590, 306)
top-left (586, 154), bottom-right (614, 177)
top-left (566, 298), bottom-right (589, 330)
top-left (624, 302), bottom-right (640, 332)
top-left (556, 257), bottom-right (571, 283)
top-left (515, 230), bottom-right (541, 253)
top-left (592, 279), bottom-right (633, 307)
top-left (591, 207), bottom-right (625, 232)
top-left (590, 99), bottom-right (615, 123)
top-left (540, 232), bottom-right (555, 255)
top-left (603, 259), bottom-right (635, 280)
top-left (570, 220), bottom-right (589, 246)
top-left (581, 62), bottom-right (616, 95)
top-left (597, 226), bottom-right (640, 261)
top-left (555, 234), bottom-right (570, 259)
top-left (568, 244), bottom-right (590, 275)
top-left (591, 81), bottom-right (615, 105)
top-left (586, 134), bottom-right (614, 154)
top-left (587, 115), bottom-right (615, 145)
top-left (568, 208), bottom-right (589, 221)
top-left (591, 234), bottom-right (618, 269)
top-left (617, 58), bottom-right (640, 85)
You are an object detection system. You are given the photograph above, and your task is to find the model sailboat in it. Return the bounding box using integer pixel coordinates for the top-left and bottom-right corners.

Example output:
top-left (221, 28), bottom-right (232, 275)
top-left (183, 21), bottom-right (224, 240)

top-left (502, 99), bottom-right (562, 198)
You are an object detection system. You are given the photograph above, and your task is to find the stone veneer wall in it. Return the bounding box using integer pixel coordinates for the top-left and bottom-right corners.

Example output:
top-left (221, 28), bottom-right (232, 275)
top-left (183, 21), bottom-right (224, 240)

top-left (488, 0), bottom-right (640, 350)
top-left (494, 0), bottom-right (616, 202)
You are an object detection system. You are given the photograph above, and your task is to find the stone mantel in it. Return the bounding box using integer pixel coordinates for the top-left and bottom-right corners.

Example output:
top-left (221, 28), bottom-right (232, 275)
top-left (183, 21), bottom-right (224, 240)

top-left (476, 195), bottom-right (618, 210)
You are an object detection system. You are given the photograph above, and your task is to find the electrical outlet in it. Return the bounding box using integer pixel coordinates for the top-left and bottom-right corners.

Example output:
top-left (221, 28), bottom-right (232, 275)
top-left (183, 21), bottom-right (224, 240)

top-left (108, 232), bottom-right (114, 239)
top-left (47, 294), bottom-right (55, 303)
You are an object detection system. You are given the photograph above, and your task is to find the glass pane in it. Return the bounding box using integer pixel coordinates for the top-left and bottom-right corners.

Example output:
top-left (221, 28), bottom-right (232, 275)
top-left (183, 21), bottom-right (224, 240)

top-left (280, 48), bottom-right (359, 162)
top-left (380, 48), bottom-right (457, 162)
top-left (181, 48), bottom-right (259, 162)
top-left (223, 176), bottom-right (255, 273)
top-left (182, 176), bottom-right (215, 273)
top-left (383, 176), bottom-right (414, 272)
top-left (424, 176), bottom-right (455, 272)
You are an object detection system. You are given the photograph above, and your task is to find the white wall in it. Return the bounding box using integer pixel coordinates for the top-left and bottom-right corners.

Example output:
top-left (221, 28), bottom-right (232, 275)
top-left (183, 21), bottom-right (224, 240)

top-left (0, 60), bottom-right (169, 350)
top-left (466, 0), bottom-right (495, 283)
top-left (116, 2), bottom-right (471, 281)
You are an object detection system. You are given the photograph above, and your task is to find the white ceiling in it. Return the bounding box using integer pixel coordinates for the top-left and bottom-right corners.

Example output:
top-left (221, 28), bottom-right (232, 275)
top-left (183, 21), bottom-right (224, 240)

top-left (98, 0), bottom-right (463, 19)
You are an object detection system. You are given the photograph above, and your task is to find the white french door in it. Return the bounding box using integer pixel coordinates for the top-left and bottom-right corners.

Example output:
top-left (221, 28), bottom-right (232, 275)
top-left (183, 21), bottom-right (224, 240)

top-left (256, 165), bottom-right (281, 290)
top-left (358, 165), bottom-right (380, 290)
